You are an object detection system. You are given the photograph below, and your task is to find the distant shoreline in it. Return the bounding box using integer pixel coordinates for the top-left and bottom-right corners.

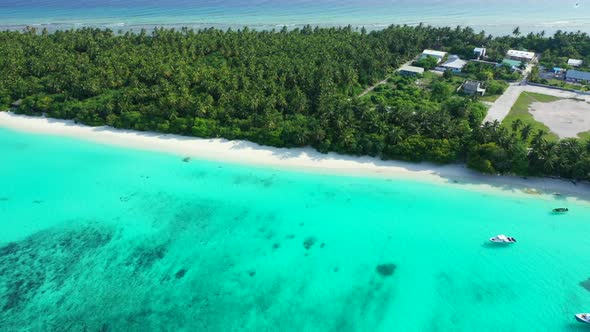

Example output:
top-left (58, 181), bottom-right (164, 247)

top-left (0, 16), bottom-right (590, 37)
top-left (2, 111), bottom-right (589, 203)
top-left (1, 22), bottom-right (588, 37)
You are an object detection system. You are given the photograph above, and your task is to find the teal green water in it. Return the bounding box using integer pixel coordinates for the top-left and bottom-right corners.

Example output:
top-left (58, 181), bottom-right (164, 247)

top-left (1, 127), bottom-right (590, 331)
top-left (1, 0), bottom-right (589, 36)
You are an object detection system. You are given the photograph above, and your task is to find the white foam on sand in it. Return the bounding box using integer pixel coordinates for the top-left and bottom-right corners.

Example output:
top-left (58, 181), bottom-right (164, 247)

top-left (1, 111), bottom-right (589, 202)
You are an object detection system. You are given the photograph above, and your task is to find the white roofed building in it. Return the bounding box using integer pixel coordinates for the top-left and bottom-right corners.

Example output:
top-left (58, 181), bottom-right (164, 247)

top-left (473, 47), bottom-right (486, 59)
top-left (506, 50), bottom-right (536, 62)
top-left (398, 65), bottom-right (425, 76)
top-left (419, 49), bottom-right (447, 63)
top-left (568, 59), bottom-right (583, 67)
top-left (436, 55), bottom-right (467, 73)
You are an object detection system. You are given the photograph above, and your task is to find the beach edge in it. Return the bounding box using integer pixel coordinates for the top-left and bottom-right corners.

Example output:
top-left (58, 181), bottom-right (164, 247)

top-left (2, 111), bottom-right (589, 202)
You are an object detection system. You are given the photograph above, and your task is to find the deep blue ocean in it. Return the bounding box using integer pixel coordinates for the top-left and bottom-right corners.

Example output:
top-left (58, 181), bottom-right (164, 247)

top-left (1, 0), bottom-right (589, 35)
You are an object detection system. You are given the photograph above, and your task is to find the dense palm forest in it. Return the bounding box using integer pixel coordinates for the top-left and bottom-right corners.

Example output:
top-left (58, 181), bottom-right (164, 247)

top-left (1, 25), bottom-right (590, 181)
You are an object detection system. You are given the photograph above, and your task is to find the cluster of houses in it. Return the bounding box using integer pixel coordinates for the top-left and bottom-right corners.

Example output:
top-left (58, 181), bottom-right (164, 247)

top-left (398, 48), bottom-right (540, 96)
top-left (398, 46), bottom-right (589, 95)
top-left (400, 49), bottom-right (466, 77)
top-left (502, 50), bottom-right (536, 69)
top-left (542, 58), bottom-right (590, 84)
top-left (550, 59), bottom-right (590, 84)
top-left (400, 47), bottom-right (538, 77)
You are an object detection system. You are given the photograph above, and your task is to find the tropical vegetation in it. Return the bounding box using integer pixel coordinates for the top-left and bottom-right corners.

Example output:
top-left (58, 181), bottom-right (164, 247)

top-left (1, 25), bottom-right (590, 181)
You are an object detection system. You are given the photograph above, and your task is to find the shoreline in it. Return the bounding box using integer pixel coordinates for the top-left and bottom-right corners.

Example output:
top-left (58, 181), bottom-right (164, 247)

top-left (2, 111), bottom-right (590, 202)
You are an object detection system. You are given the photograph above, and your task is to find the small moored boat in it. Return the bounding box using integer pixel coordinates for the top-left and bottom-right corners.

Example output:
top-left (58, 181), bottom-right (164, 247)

top-left (489, 234), bottom-right (516, 243)
top-left (575, 313), bottom-right (590, 324)
top-left (552, 208), bottom-right (568, 213)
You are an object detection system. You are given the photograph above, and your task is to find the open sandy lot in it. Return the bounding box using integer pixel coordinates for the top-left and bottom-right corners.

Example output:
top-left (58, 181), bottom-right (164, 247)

top-left (529, 99), bottom-right (590, 138)
top-left (484, 84), bottom-right (590, 123)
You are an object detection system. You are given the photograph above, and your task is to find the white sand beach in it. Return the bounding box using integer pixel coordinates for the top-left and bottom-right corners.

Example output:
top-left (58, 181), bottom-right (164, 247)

top-left (1, 111), bottom-right (589, 202)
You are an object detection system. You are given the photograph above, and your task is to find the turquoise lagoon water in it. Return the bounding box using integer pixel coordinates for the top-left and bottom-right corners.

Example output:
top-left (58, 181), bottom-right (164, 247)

top-left (1, 0), bottom-right (589, 35)
top-left (1, 127), bottom-right (590, 331)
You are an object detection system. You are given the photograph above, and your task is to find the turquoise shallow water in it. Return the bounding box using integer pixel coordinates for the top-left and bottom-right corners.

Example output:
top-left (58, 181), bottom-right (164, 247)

top-left (1, 127), bottom-right (590, 331)
top-left (1, 0), bottom-right (589, 35)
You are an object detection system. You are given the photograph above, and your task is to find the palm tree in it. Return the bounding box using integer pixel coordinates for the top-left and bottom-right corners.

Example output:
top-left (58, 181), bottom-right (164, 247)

top-left (520, 124), bottom-right (533, 141)
top-left (543, 152), bottom-right (558, 174)
top-left (511, 119), bottom-right (523, 133)
top-left (532, 129), bottom-right (547, 147)
top-left (513, 27), bottom-right (521, 37)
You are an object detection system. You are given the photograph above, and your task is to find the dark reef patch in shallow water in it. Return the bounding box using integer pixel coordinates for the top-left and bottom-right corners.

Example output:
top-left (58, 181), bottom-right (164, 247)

top-left (259, 178), bottom-right (274, 187)
top-left (334, 278), bottom-right (395, 330)
top-left (375, 263), bottom-right (396, 277)
top-left (0, 242), bottom-right (18, 257)
top-left (0, 223), bottom-right (114, 313)
top-left (0, 197), bottom-right (9, 202)
top-left (580, 278), bottom-right (590, 292)
top-left (168, 202), bottom-right (218, 233)
top-left (471, 280), bottom-right (516, 303)
top-left (175, 269), bottom-right (188, 279)
top-left (126, 243), bottom-right (168, 275)
top-left (119, 192), bottom-right (138, 202)
top-left (303, 237), bottom-right (317, 250)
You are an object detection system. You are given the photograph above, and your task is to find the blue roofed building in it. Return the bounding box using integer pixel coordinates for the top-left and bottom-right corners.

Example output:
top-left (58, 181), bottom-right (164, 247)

top-left (566, 70), bottom-right (590, 83)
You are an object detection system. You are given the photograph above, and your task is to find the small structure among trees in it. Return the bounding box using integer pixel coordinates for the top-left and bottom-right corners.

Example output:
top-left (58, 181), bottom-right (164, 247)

top-left (566, 70), bottom-right (590, 84)
top-left (436, 55), bottom-right (468, 73)
top-left (568, 59), bottom-right (583, 67)
top-left (399, 65), bottom-right (424, 76)
top-left (506, 50), bottom-right (536, 63)
top-left (474, 47), bottom-right (486, 59)
top-left (419, 49), bottom-right (447, 64)
top-left (462, 81), bottom-right (486, 96)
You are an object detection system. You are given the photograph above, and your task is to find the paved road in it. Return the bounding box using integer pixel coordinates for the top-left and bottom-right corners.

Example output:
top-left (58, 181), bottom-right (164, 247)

top-left (483, 84), bottom-right (590, 124)
top-left (483, 83), bottom-right (525, 123)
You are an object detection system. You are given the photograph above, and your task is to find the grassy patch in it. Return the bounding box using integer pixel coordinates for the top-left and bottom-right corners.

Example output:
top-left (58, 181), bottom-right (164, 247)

top-left (478, 94), bottom-right (502, 102)
top-left (447, 76), bottom-right (466, 91)
top-left (578, 131), bottom-right (590, 141)
top-left (502, 92), bottom-right (561, 142)
top-left (525, 92), bottom-right (561, 103)
top-left (415, 71), bottom-right (437, 88)
top-left (545, 79), bottom-right (589, 92)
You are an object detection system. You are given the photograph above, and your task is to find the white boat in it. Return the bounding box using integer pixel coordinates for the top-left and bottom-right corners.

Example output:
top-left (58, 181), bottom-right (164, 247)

top-left (575, 313), bottom-right (590, 324)
top-left (489, 234), bottom-right (516, 243)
